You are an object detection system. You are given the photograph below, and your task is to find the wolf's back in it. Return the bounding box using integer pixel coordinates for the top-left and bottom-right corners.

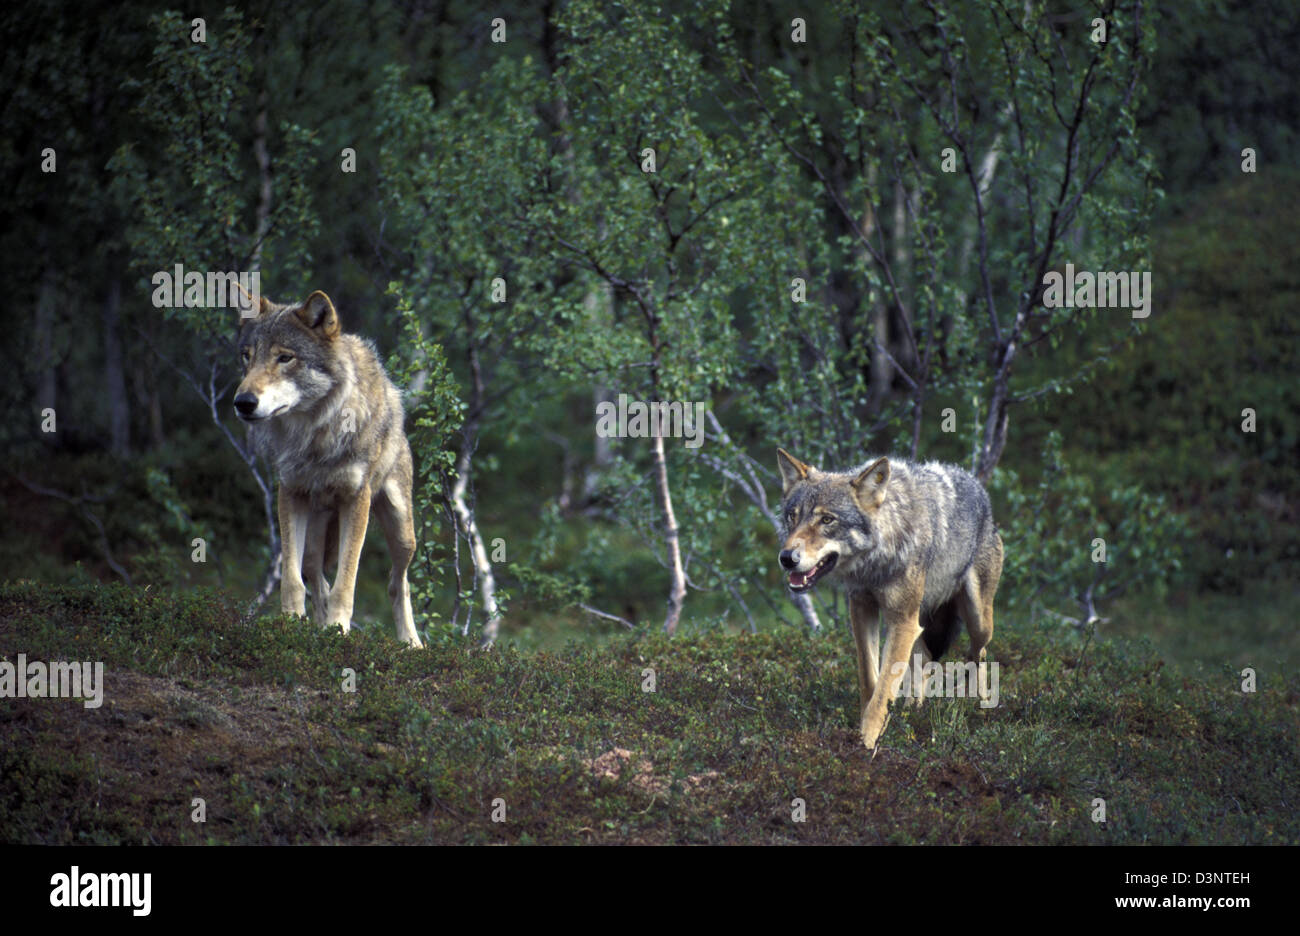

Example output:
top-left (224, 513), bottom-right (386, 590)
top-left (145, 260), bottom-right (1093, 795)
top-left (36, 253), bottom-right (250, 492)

top-left (891, 459), bottom-right (998, 617)
top-left (939, 463), bottom-right (996, 577)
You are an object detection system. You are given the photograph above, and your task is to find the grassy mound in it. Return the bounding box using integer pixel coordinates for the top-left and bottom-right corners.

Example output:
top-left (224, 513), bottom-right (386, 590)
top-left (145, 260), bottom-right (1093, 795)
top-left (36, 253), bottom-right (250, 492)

top-left (1, 582), bottom-right (1295, 844)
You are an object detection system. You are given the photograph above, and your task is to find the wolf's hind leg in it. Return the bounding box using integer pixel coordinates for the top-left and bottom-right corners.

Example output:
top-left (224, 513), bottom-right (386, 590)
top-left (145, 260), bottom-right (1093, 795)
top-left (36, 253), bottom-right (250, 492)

top-left (848, 593), bottom-right (879, 722)
top-left (905, 632), bottom-right (932, 709)
top-left (961, 529), bottom-right (1001, 672)
top-left (957, 574), bottom-right (994, 703)
top-left (373, 477), bottom-right (421, 649)
top-left (958, 580), bottom-right (991, 662)
top-left (302, 508), bottom-right (336, 624)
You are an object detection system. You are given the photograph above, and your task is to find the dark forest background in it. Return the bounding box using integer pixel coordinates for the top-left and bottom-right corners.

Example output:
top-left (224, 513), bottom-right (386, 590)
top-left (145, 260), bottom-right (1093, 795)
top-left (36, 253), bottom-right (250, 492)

top-left (1, 0), bottom-right (1296, 661)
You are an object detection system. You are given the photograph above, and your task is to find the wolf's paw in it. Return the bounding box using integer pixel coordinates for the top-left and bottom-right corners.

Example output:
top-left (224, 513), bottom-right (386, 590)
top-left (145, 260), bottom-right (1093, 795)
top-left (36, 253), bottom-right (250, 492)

top-left (308, 590), bottom-right (330, 625)
top-left (967, 658), bottom-right (991, 702)
top-left (321, 595), bottom-right (354, 635)
top-left (860, 710), bottom-right (888, 750)
top-left (280, 588), bottom-right (307, 617)
top-left (904, 677), bottom-right (926, 709)
top-left (323, 614), bottom-right (352, 636)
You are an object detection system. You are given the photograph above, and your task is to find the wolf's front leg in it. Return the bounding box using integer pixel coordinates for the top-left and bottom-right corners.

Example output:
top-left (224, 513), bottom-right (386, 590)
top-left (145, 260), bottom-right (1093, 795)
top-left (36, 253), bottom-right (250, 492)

top-left (278, 489), bottom-right (310, 616)
top-left (326, 485), bottom-right (372, 635)
top-left (861, 601), bottom-right (923, 749)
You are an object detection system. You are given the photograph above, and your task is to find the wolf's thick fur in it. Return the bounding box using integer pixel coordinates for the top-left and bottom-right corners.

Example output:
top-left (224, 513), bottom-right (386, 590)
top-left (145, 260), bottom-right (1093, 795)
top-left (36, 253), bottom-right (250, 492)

top-left (235, 291), bottom-right (421, 648)
top-left (776, 449), bottom-right (1002, 749)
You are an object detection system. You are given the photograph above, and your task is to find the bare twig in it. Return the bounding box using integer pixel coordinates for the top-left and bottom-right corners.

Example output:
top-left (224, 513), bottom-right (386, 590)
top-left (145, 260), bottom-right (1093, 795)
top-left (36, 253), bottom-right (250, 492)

top-left (577, 603), bottom-right (635, 630)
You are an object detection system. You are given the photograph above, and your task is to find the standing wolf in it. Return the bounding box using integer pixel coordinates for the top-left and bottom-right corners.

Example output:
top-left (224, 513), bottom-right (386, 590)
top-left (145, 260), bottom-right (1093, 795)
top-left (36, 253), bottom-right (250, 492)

top-left (776, 449), bottom-right (1002, 749)
top-left (234, 290), bottom-right (422, 648)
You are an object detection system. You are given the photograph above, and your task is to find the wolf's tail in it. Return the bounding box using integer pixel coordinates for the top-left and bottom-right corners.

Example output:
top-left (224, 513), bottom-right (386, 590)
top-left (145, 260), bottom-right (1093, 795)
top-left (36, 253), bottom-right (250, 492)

top-left (922, 598), bottom-right (962, 660)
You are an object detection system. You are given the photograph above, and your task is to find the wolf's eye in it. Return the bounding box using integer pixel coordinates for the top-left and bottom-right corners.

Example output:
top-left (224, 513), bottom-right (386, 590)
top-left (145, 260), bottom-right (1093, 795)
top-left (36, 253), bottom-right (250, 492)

top-left (820, 515), bottom-right (835, 526)
top-left (277, 353), bottom-right (294, 364)
top-left (240, 348), bottom-right (250, 362)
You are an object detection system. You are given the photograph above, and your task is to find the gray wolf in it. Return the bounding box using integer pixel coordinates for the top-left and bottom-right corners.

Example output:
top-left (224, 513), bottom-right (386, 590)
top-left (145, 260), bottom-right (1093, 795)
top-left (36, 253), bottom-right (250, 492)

top-left (776, 449), bottom-right (1002, 749)
top-left (234, 290), bottom-right (422, 648)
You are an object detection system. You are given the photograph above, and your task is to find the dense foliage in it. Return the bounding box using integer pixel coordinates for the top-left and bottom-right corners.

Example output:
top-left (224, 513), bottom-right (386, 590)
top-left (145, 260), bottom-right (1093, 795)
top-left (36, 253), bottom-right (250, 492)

top-left (0, 0), bottom-right (1294, 643)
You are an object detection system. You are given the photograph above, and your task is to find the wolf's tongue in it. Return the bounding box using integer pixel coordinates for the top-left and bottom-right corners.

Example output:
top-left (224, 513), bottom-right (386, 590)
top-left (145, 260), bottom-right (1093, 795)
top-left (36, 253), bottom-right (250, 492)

top-left (789, 571), bottom-right (806, 588)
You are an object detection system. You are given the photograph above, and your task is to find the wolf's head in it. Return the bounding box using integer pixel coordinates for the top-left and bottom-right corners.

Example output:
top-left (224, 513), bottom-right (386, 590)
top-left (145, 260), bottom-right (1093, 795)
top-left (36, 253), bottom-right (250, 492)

top-left (775, 448), bottom-right (891, 592)
top-left (233, 291), bottom-right (341, 423)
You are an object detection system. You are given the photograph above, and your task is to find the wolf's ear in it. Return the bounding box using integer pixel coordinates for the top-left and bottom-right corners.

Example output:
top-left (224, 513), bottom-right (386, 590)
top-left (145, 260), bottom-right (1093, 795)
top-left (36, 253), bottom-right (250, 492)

top-left (297, 290), bottom-right (340, 339)
top-left (851, 457), bottom-right (890, 509)
top-left (233, 283), bottom-right (271, 321)
top-left (777, 448), bottom-right (815, 495)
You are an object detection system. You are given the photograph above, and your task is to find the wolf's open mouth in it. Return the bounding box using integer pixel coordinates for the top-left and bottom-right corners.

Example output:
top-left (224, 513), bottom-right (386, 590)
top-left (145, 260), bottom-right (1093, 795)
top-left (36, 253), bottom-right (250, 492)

top-left (788, 553), bottom-right (837, 592)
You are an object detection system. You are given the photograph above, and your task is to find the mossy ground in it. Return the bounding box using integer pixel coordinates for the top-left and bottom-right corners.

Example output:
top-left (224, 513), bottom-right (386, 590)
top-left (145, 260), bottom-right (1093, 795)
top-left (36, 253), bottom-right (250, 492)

top-left (1, 582), bottom-right (1295, 844)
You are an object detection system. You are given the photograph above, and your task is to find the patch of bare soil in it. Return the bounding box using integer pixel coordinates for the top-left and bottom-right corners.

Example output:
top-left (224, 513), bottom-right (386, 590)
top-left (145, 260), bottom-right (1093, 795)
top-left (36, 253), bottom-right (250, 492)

top-left (4, 670), bottom-right (339, 843)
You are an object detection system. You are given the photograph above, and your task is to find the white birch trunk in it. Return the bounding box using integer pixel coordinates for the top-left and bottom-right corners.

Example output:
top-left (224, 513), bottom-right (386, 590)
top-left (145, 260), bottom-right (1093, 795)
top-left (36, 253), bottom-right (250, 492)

top-left (651, 432), bottom-right (688, 634)
top-left (451, 435), bottom-right (502, 646)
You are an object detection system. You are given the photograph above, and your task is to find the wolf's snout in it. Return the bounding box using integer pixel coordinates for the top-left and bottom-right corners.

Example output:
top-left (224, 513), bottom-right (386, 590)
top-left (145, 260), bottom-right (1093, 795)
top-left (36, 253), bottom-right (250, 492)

top-left (234, 392), bottom-right (259, 417)
top-left (779, 548), bottom-right (799, 569)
